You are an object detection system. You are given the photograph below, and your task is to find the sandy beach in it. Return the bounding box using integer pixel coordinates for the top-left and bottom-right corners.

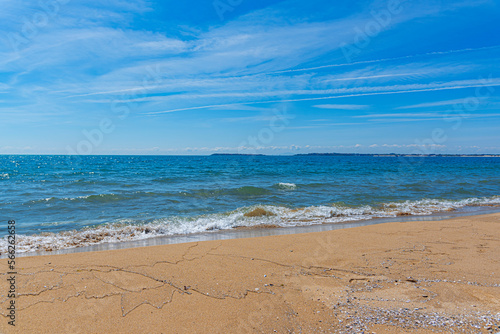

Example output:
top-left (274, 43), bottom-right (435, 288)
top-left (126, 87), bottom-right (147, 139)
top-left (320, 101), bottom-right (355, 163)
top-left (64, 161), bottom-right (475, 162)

top-left (1, 213), bottom-right (499, 333)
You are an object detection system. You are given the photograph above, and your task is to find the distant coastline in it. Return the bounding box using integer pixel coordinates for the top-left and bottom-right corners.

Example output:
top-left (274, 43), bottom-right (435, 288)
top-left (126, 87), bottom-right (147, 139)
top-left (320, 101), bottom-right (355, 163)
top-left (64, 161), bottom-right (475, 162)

top-left (1, 153), bottom-right (500, 157)
top-left (294, 153), bottom-right (500, 157)
top-left (210, 153), bottom-right (266, 156)
top-left (212, 153), bottom-right (500, 157)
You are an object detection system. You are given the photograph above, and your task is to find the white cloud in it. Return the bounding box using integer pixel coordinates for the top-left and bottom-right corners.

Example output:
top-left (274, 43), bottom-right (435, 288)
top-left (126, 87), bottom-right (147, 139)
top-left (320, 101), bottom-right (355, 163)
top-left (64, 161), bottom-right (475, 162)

top-left (354, 112), bottom-right (439, 118)
top-left (396, 98), bottom-right (487, 109)
top-left (144, 77), bottom-right (500, 114)
top-left (313, 104), bottom-right (369, 110)
top-left (2, 0), bottom-right (499, 125)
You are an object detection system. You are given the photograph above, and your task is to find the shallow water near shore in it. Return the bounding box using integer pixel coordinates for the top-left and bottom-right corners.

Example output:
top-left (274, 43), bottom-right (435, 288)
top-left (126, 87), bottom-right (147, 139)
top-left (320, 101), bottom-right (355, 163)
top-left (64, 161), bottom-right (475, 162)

top-left (1, 155), bottom-right (499, 255)
top-left (7, 204), bottom-right (500, 258)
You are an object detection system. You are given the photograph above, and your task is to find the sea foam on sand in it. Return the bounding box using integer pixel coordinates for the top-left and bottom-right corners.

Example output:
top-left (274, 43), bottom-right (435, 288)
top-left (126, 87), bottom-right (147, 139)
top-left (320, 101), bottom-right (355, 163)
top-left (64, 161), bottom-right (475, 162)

top-left (2, 195), bottom-right (499, 254)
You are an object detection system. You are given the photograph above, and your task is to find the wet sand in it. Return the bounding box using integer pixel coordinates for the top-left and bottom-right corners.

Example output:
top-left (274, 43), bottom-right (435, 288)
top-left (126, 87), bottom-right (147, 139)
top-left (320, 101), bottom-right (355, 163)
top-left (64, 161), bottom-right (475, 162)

top-left (1, 213), bottom-right (499, 333)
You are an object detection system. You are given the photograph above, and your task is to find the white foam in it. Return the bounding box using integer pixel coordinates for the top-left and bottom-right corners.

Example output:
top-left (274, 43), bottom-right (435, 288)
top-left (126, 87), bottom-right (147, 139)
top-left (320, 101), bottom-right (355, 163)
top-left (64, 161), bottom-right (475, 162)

top-left (2, 196), bottom-right (499, 254)
top-left (277, 182), bottom-right (297, 190)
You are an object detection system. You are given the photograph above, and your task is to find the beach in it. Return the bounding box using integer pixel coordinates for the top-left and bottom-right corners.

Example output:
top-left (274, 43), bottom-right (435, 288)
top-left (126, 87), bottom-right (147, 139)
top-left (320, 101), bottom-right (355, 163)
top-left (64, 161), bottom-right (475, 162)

top-left (1, 213), bottom-right (499, 333)
top-left (2, 0), bottom-right (500, 332)
top-left (3, 155), bottom-right (500, 256)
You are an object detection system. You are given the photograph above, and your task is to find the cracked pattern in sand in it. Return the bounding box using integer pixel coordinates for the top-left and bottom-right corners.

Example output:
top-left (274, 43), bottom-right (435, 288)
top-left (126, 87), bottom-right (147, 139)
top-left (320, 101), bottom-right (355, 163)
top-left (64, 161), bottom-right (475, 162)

top-left (1, 235), bottom-right (499, 333)
top-left (0, 242), bottom-right (283, 317)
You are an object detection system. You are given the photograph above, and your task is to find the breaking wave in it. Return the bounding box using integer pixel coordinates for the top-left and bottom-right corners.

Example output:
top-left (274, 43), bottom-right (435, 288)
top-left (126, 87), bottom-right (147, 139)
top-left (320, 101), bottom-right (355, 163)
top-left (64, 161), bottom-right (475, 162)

top-left (2, 195), bottom-right (499, 254)
top-left (275, 182), bottom-right (297, 190)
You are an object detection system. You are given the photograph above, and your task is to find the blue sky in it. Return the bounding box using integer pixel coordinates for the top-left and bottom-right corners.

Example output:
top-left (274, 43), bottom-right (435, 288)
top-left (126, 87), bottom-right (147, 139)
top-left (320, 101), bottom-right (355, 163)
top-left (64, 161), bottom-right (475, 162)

top-left (1, 0), bottom-right (499, 155)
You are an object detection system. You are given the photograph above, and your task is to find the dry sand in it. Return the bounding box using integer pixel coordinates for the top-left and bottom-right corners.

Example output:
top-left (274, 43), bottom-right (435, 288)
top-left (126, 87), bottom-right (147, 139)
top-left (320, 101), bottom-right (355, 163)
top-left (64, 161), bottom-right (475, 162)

top-left (1, 213), bottom-right (500, 333)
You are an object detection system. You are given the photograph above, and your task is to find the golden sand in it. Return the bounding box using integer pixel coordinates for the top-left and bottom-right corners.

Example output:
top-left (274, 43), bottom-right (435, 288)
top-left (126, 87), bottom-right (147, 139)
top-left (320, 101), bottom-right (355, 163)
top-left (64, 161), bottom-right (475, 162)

top-left (1, 213), bottom-right (499, 333)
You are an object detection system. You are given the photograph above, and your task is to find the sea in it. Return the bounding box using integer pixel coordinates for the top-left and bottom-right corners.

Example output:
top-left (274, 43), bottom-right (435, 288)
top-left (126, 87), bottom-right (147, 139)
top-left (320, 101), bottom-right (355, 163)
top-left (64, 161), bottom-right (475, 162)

top-left (1, 155), bottom-right (499, 255)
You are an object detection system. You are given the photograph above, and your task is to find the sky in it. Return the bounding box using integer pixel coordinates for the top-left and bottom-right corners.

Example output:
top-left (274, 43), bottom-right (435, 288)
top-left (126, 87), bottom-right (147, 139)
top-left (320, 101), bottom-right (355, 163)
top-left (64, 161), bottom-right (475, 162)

top-left (1, 0), bottom-right (499, 155)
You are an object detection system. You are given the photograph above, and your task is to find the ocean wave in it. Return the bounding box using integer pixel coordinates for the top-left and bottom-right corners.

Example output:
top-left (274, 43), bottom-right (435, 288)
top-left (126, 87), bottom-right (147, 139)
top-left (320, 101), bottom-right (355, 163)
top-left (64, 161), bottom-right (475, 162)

top-left (2, 195), bottom-right (500, 254)
top-left (180, 186), bottom-right (271, 198)
top-left (27, 193), bottom-right (130, 204)
top-left (69, 179), bottom-right (125, 187)
top-left (275, 182), bottom-right (297, 190)
top-left (0, 173), bottom-right (9, 179)
top-left (25, 192), bottom-right (174, 205)
top-left (27, 186), bottom-right (274, 205)
top-left (153, 177), bottom-right (177, 183)
top-left (230, 186), bottom-right (271, 196)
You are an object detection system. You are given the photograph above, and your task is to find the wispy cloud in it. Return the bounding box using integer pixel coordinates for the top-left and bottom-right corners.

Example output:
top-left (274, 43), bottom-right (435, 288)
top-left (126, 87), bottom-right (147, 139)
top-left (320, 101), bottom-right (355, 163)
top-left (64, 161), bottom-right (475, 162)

top-left (270, 45), bottom-right (500, 75)
top-left (360, 113), bottom-right (500, 123)
top-left (220, 114), bottom-right (291, 122)
top-left (396, 98), bottom-right (488, 109)
top-left (314, 104), bottom-right (369, 110)
top-left (144, 77), bottom-right (500, 114)
top-left (2, 0), bottom-right (499, 154)
top-left (354, 112), bottom-right (442, 118)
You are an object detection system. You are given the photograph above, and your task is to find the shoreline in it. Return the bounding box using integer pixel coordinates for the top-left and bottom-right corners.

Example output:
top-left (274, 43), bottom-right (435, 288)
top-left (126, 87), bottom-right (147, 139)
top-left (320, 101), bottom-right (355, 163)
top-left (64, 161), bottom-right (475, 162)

top-left (6, 205), bottom-right (500, 258)
top-left (1, 212), bottom-right (500, 333)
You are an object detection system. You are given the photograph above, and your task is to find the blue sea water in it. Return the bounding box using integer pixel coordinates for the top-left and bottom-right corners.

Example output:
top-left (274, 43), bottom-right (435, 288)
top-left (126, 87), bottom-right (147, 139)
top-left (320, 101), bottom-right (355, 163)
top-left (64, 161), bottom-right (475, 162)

top-left (1, 155), bottom-right (499, 253)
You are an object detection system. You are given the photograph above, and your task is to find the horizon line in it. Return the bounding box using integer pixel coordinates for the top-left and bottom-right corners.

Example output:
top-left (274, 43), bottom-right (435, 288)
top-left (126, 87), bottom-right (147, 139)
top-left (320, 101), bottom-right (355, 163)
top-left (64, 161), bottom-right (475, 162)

top-left (2, 153), bottom-right (500, 157)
